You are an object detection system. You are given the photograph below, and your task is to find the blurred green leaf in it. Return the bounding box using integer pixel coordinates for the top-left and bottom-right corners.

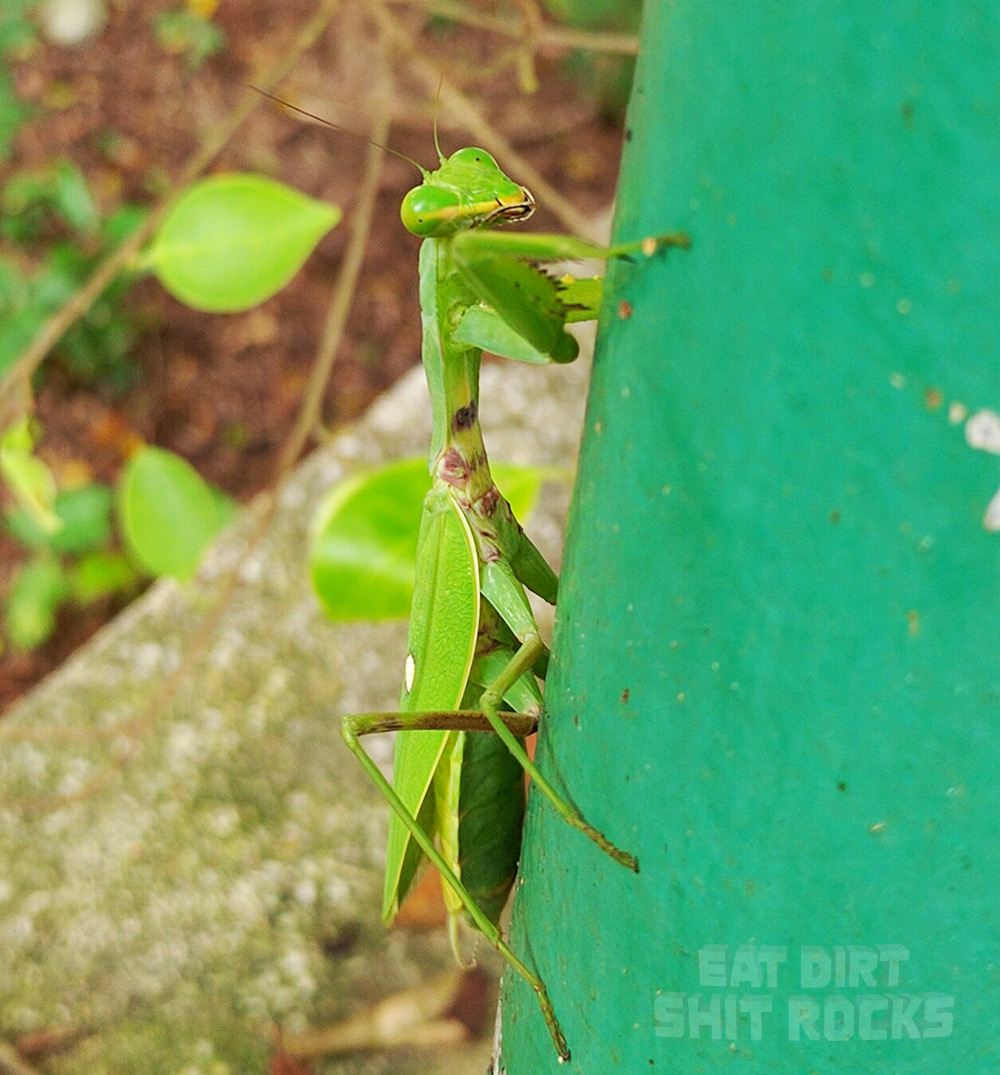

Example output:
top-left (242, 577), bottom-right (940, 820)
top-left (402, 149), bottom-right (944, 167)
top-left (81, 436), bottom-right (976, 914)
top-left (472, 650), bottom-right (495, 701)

top-left (0, 73), bottom-right (29, 163)
top-left (143, 173), bottom-right (341, 312)
top-left (0, 1), bottom-right (40, 54)
top-left (53, 260), bottom-right (143, 389)
top-left (492, 460), bottom-right (563, 518)
top-left (1, 160), bottom-right (100, 239)
top-left (153, 9), bottom-right (226, 69)
top-left (0, 259), bottom-right (45, 380)
top-left (0, 418), bottom-right (61, 533)
top-left (0, 1), bottom-right (37, 162)
top-left (52, 160), bottom-right (100, 234)
top-left (310, 457), bottom-right (561, 621)
top-left (68, 550), bottom-right (142, 603)
top-left (5, 482), bottom-right (114, 554)
top-left (1, 170), bottom-right (51, 240)
top-left (118, 445), bottom-right (236, 579)
top-left (0, 190), bottom-right (146, 387)
top-left (4, 555), bottom-right (68, 650)
top-left (102, 202), bottom-right (148, 245)
top-left (310, 459), bottom-right (427, 622)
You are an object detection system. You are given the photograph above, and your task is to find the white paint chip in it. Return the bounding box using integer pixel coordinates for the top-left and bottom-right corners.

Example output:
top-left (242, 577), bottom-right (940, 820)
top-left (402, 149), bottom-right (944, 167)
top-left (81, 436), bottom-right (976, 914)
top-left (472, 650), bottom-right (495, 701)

top-left (966, 409), bottom-right (1000, 455)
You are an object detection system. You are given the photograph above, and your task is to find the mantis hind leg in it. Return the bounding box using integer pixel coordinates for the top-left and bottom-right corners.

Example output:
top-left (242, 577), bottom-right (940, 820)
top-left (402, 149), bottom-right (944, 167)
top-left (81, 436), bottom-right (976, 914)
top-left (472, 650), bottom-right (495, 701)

top-left (479, 635), bottom-right (640, 874)
top-left (341, 714), bottom-right (570, 1062)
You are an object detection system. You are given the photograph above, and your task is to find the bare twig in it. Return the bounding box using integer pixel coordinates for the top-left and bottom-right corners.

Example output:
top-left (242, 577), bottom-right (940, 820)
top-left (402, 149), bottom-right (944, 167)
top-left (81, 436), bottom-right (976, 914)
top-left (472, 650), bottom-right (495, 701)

top-left (277, 54), bottom-right (393, 471)
top-left (385, 0), bottom-right (639, 55)
top-left (509, 0), bottom-right (542, 93)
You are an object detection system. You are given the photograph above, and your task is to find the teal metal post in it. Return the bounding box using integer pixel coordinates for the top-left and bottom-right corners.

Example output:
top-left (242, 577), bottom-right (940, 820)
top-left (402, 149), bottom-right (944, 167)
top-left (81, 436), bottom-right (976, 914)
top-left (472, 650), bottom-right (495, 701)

top-left (501, 4), bottom-right (1000, 1072)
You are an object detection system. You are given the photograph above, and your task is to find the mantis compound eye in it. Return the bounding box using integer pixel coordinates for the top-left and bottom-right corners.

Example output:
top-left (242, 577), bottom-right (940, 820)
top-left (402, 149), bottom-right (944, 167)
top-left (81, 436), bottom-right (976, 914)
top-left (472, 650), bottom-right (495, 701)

top-left (400, 183), bottom-right (465, 237)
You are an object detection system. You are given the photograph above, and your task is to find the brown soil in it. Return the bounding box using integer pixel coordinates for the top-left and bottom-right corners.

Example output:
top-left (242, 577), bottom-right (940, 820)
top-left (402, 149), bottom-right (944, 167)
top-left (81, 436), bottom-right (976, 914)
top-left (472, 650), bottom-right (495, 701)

top-left (0, 0), bottom-right (628, 713)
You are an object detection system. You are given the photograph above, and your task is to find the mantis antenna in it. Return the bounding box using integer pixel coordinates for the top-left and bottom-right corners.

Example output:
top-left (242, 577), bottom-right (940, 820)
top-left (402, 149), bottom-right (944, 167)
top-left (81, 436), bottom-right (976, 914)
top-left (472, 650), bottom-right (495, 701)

top-left (251, 86), bottom-right (429, 178)
top-left (432, 74), bottom-right (446, 164)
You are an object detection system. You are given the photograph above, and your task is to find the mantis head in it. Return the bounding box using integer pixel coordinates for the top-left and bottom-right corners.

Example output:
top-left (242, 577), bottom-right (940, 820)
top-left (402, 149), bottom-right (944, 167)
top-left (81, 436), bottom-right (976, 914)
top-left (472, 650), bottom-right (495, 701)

top-left (400, 147), bottom-right (535, 238)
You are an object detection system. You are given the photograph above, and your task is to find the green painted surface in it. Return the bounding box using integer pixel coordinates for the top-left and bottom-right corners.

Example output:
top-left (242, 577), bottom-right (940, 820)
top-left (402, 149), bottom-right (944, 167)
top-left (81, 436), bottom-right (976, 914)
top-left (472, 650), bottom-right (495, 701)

top-left (502, 3), bottom-right (1000, 1072)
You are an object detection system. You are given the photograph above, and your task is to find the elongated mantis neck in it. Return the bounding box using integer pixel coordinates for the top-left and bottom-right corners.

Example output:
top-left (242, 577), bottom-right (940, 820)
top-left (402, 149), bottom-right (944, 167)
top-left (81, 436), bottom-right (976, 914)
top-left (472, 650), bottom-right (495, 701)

top-left (420, 238), bottom-right (494, 505)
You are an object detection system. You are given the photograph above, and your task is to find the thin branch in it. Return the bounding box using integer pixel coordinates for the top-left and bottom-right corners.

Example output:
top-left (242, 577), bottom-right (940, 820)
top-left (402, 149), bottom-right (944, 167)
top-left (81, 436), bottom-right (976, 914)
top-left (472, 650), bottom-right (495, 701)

top-left (538, 25), bottom-right (638, 55)
top-left (277, 58), bottom-right (393, 471)
top-left (385, 0), bottom-right (639, 55)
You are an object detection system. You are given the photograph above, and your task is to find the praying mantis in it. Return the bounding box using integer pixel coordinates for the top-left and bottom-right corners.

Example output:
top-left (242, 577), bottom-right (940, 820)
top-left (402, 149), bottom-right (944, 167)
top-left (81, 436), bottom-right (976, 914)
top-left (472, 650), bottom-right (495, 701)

top-left (339, 139), bottom-right (689, 1061)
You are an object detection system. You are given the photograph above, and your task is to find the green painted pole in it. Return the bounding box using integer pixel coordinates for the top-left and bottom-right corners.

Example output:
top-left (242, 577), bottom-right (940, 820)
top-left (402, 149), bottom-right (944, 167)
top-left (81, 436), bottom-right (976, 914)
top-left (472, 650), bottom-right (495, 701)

top-left (500, 3), bottom-right (1000, 1072)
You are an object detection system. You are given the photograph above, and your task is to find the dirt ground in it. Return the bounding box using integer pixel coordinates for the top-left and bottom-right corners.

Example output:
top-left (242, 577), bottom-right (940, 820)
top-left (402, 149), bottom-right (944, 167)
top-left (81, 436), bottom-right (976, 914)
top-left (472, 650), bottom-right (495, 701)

top-left (0, 0), bottom-right (631, 712)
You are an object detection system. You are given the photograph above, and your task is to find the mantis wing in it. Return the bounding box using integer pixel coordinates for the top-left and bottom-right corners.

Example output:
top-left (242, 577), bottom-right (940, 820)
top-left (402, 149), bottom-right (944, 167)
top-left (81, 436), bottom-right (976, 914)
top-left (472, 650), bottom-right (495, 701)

top-left (382, 489), bottom-right (481, 922)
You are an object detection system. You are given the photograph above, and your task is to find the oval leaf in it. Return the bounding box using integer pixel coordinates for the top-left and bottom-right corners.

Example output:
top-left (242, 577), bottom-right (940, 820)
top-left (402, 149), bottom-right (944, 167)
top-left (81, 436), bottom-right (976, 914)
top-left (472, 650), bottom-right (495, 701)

top-left (69, 550), bottom-right (142, 603)
top-left (5, 482), bottom-right (114, 554)
top-left (144, 174), bottom-right (341, 312)
top-left (310, 458), bottom-right (428, 621)
top-left (4, 556), bottom-right (68, 651)
top-left (118, 446), bottom-right (235, 579)
top-left (0, 419), bottom-right (61, 534)
top-left (309, 457), bottom-right (562, 621)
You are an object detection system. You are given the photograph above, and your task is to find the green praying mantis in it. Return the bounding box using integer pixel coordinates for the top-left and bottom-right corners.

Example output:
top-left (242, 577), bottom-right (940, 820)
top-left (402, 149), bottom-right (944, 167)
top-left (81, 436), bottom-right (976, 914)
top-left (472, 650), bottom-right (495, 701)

top-left (338, 138), bottom-right (689, 1062)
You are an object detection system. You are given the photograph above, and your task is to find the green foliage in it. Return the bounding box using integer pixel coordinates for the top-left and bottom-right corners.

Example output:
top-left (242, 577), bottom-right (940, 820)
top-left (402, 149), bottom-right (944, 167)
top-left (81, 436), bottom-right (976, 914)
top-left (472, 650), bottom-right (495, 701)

top-left (6, 482), bottom-right (114, 553)
top-left (0, 37), bottom-right (337, 656)
top-left (0, 0), bottom-right (38, 54)
top-left (68, 549), bottom-right (141, 604)
top-left (153, 8), bottom-right (226, 70)
top-left (1, 477), bottom-right (134, 651)
top-left (2, 158), bottom-right (100, 239)
top-left (0, 0), bottom-right (39, 161)
top-left (4, 555), bottom-right (67, 651)
top-left (117, 445), bottom-right (236, 579)
top-left (0, 418), bottom-right (59, 532)
top-left (1, 166), bottom-right (340, 647)
top-left (143, 174), bottom-right (341, 312)
top-left (2, 443), bottom-right (235, 651)
top-left (0, 161), bottom-right (148, 388)
top-left (309, 457), bottom-right (559, 621)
